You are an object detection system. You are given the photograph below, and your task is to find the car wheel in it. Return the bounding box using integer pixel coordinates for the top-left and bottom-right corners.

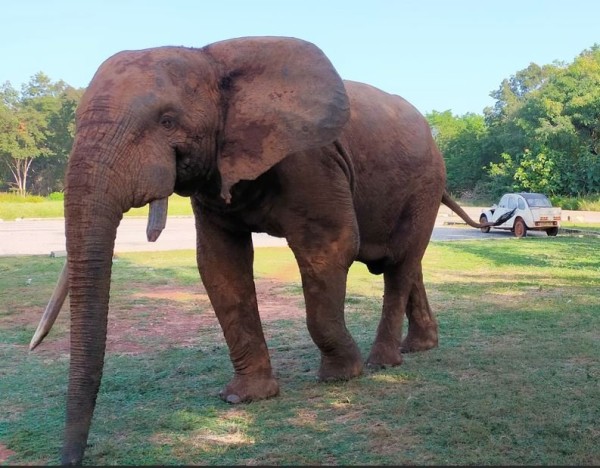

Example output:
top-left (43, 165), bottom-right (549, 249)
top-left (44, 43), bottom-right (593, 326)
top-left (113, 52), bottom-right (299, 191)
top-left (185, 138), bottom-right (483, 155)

top-left (479, 215), bottom-right (490, 233)
top-left (546, 227), bottom-right (559, 236)
top-left (514, 218), bottom-right (527, 238)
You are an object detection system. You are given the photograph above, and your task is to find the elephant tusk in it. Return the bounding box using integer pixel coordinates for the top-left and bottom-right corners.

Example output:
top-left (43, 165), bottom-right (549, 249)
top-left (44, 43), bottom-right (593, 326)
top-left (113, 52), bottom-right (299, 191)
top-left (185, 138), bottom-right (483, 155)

top-left (30, 261), bottom-right (69, 350)
top-left (146, 197), bottom-right (168, 242)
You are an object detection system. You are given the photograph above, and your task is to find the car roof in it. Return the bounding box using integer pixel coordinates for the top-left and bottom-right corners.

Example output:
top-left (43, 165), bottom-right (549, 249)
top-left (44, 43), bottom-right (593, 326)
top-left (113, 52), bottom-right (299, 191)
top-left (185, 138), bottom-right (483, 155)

top-left (518, 192), bottom-right (549, 200)
top-left (502, 192), bottom-right (547, 198)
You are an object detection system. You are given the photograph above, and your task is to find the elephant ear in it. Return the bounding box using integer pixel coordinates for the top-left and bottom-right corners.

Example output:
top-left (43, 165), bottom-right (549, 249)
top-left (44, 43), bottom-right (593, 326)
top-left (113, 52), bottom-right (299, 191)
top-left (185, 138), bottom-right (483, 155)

top-left (204, 36), bottom-right (350, 201)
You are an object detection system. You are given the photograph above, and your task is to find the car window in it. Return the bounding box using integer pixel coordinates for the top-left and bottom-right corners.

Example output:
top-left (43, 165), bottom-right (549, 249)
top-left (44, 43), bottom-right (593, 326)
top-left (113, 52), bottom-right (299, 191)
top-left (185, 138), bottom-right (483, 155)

top-left (524, 194), bottom-right (552, 207)
top-left (518, 198), bottom-right (526, 210)
top-left (498, 195), bottom-right (508, 208)
top-left (507, 196), bottom-right (517, 210)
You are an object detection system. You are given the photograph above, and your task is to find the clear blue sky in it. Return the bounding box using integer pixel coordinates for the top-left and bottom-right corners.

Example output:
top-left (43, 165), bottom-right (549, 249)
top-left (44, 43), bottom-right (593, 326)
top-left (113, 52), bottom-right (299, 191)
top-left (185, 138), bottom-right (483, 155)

top-left (2, 0), bottom-right (599, 115)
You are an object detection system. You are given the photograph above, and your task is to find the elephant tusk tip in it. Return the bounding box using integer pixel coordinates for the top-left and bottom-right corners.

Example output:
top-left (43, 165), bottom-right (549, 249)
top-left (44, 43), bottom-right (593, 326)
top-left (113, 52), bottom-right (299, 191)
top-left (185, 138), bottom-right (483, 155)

top-left (146, 228), bottom-right (163, 242)
top-left (147, 198), bottom-right (168, 242)
top-left (29, 331), bottom-right (45, 351)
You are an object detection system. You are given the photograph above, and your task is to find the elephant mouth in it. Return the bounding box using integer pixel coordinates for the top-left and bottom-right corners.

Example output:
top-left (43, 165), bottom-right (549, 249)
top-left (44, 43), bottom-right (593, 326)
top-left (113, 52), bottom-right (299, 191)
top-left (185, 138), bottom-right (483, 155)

top-left (173, 180), bottom-right (198, 197)
top-left (173, 150), bottom-right (203, 196)
top-left (174, 164), bottom-right (221, 198)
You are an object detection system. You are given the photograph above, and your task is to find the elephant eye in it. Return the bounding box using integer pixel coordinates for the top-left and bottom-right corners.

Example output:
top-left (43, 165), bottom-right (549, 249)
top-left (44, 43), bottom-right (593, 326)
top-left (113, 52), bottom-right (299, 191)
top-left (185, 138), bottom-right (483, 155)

top-left (160, 115), bottom-right (176, 130)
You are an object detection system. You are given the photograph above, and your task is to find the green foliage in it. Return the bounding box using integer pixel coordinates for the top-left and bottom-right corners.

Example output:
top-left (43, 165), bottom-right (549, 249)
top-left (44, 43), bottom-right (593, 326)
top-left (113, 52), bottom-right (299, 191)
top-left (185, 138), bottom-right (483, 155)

top-left (0, 192), bottom-right (46, 203)
top-left (430, 44), bottom-right (600, 200)
top-left (46, 191), bottom-right (64, 201)
top-left (550, 194), bottom-right (600, 211)
top-left (0, 74), bottom-right (83, 195)
top-left (427, 111), bottom-right (490, 194)
top-left (0, 192), bottom-right (193, 220)
top-left (484, 153), bottom-right (519, 198)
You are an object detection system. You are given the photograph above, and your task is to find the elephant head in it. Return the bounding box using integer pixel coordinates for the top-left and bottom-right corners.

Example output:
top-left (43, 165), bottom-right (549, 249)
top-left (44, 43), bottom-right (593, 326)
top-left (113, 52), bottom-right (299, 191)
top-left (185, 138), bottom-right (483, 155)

top-left (39, 36), bottom-right (349, 465)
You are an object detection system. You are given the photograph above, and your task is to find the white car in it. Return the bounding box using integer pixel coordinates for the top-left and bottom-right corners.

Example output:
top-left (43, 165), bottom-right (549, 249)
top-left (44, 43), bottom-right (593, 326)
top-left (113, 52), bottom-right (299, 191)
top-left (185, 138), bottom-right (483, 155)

top-left (480, 192), bottom-right (561, 238)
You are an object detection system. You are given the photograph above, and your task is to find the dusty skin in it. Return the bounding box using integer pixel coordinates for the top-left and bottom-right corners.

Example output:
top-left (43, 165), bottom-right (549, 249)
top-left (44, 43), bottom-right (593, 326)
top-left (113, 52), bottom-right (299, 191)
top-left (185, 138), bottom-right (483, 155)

top-left (30, 36), bottom-right (493, 464)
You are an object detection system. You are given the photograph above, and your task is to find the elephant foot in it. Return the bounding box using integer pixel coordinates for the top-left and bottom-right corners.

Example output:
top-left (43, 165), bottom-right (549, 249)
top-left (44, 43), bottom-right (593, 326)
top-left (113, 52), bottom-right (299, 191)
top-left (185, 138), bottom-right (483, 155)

top-left (365, 342), bottom-right (403, 369)
top-left (61, 442), bottom-right (86, 466)
top-left (219, 373), bottom-right (280, 404)
top-left (400, 328), bottom-right (438, 353)
top-left (318, 348), bottom-right (363, 381)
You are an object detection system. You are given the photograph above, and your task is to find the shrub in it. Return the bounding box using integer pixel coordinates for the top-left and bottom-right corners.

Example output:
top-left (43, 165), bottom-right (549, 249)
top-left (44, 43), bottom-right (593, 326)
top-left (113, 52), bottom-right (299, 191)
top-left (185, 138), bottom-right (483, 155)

top-left (550, 195), bottom-right (600, 211)
top-left (46, 192), bottom-right (64, 201)
top-left (0, 192), bottom-right (46, 203)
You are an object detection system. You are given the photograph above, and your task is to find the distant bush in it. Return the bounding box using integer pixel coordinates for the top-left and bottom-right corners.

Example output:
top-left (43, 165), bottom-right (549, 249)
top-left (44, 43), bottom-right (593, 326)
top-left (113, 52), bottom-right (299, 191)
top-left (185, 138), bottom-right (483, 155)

top-left (550, 195), bottom-right (600, 211)
top-left (578, 197), bottom-right (600, 211)
top-left (47, 192), bottom-right (64, 201)
top-left (0, 192), bottom-right (46, 203)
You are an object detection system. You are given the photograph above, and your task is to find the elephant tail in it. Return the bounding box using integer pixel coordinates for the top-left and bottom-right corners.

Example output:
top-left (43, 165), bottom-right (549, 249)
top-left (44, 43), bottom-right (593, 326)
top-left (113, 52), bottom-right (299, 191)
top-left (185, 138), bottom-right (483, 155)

top-left (441, 190), bottom-right (500, 228)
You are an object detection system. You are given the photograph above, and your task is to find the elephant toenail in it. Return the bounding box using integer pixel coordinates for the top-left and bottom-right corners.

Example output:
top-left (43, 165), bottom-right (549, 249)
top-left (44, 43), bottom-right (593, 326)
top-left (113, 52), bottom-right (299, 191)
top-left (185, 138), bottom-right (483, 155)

top-left (226, 394), bottom-right (241, 404)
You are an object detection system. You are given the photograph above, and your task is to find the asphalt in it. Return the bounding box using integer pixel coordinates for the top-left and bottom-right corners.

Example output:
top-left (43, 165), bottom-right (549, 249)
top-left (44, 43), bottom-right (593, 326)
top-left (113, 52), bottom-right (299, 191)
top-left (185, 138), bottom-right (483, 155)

top-left (1, 207), bottom-right (598, 257)
top-left (0, 216), bottom-right (287, 256)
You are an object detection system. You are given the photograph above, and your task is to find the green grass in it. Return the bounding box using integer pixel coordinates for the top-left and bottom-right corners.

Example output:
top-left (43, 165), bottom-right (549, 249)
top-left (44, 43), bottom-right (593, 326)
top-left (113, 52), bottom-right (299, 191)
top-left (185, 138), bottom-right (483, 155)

top-left (561, 221), bottom-right (600, 232)
top-left (551, 195), bottom-right (600, 211)
top-left (1, 237), bottom-right (599, 465)
top-left (0, 193), bottom-right (193, 220)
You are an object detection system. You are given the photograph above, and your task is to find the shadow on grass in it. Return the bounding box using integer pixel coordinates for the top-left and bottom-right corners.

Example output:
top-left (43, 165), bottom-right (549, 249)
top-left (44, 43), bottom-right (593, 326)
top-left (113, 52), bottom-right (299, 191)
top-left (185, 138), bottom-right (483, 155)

top-left (3, 301), bottom-right (598, 466)
top-left (1, 238), bottom-right (599, 465)
top-left (437, 237), bottom-right (600, 271)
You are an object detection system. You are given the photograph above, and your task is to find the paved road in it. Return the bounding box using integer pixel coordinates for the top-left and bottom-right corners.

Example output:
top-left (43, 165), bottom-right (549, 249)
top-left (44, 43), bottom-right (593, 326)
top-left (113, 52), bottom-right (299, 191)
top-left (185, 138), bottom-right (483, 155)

top-left (429, 225), bottom-right (548, 241)
top-left (0, 212), bottom-right (556, 257)
top-left (0, 216), bottom-right (290, 256)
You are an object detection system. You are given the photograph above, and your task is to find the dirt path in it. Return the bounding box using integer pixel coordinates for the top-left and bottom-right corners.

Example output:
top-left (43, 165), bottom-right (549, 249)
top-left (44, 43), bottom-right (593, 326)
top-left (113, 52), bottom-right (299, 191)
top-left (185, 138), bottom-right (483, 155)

top-left (26, 277), bottom-right (305, 358)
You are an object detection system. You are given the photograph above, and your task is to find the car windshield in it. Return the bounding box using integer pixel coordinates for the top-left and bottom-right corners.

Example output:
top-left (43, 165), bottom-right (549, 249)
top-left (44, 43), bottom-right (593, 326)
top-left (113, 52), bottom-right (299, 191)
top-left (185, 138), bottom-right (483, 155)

top-left (522, 193), bottom-right (552, 208)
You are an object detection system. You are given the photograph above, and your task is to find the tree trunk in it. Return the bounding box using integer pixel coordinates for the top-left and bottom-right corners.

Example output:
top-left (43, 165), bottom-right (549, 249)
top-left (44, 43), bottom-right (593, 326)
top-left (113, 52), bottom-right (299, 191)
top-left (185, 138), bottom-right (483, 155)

top-left (7, 157), bottom-right (33, 196)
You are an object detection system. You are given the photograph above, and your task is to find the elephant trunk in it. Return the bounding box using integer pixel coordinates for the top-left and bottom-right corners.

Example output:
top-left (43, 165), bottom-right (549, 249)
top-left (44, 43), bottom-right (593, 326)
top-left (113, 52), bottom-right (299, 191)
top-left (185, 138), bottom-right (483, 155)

top-left (59, 116), bottom-right (174, 463)
top-left (60, 152), bottom-right (125, 465)
top-left (62, 217), bottom-right (119, 464)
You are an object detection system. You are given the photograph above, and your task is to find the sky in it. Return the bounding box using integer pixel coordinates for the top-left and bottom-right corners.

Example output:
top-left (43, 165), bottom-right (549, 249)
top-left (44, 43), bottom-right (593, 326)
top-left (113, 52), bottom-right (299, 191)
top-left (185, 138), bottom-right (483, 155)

top-left (2, 0), bottom-right (599, 116)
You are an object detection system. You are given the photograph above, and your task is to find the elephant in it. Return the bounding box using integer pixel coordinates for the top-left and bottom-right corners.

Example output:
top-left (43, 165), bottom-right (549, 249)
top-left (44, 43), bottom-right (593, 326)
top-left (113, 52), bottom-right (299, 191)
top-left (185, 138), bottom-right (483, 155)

top-left (29, 36), bottom-right (493, 464)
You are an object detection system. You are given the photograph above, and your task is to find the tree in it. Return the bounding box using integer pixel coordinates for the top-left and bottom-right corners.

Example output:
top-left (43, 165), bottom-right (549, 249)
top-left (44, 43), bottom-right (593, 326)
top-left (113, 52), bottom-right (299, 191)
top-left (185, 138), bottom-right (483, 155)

top-left (0, 82), bottom-right (50, 195)
top-left (0, 74), bottom-right (82, 195)
top-left (30, 85), bottom-right (82, 194)
top-left (483, 45), bottom-right (600, 197)
top-left (427, 110), bottom-right (489, 195)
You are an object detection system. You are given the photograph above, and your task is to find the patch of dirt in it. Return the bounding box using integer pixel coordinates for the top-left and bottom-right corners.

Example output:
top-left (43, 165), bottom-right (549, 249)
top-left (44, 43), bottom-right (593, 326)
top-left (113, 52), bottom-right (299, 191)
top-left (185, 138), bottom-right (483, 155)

top-left (0, 444), bottom-right (16, 463)
top-left (24, 278), bottom-right (305, 358)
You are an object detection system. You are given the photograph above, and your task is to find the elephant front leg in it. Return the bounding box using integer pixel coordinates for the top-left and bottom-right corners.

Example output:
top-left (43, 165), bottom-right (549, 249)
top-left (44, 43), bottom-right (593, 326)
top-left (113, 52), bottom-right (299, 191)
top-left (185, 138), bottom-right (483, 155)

top-left (301, 262), bottom-right (364, 380)
top-left (194, 212), bottom-right (278, 403)
top-left (289, 238), bottom-right (363, 381)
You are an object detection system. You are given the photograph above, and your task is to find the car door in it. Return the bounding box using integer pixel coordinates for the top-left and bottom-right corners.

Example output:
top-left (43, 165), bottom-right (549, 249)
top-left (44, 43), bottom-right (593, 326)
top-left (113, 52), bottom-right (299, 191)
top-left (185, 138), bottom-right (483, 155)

top-left (492, 194), bottom-right (518, 228)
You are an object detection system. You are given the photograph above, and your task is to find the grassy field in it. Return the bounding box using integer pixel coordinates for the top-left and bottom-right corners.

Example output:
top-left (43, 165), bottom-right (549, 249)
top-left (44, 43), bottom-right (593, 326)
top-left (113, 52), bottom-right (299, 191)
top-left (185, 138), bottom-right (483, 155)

top-left (1, 237), bottom-right (599, 465)
top-left (0, 193), bottom-right (194, 220)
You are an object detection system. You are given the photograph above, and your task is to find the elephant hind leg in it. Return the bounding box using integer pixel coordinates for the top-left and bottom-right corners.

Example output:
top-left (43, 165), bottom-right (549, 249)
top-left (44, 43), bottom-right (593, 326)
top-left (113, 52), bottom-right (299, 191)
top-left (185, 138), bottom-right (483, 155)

top-left (400, 264), bottom-right (438, 353)
top-left (366, 261), bottom-right (438, 368)
top-left (366, 263), bottom-right (406, 368)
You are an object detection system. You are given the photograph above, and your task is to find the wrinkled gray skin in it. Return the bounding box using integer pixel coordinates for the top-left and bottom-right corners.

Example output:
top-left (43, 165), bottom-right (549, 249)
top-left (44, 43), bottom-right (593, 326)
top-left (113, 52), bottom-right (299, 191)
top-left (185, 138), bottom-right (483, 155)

top-left (32, 36), bottom-right (489, 465)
